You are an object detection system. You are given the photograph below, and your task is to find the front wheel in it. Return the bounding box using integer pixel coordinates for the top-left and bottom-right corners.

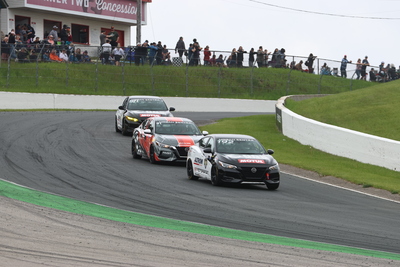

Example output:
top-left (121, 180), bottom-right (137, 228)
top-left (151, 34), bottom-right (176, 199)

top-left (210, 165), bottom-right (222, 186)
top-left (266, 183), bottom-right (279, 190)
top-left (121, 120), bottom-right (130, 136)
top-left (131, 139), bottom-right (141, 159)
top-left (149, 146), bottom-right (157, 164)
top-left (187, 160), bottom-right (199, 180)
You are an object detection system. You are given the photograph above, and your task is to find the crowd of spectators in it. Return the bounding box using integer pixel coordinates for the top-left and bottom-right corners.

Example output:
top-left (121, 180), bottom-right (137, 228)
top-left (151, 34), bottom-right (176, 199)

top-left (2, 28), bottom-right (400, 82)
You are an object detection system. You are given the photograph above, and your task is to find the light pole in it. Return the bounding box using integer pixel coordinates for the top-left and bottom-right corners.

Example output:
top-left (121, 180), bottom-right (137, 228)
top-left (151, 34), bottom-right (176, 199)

top-left (136, 0), bottom-right (142, 45)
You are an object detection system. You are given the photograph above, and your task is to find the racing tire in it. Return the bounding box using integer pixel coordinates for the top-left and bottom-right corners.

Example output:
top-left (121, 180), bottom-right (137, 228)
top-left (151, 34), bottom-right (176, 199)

top-left (210, 165), bottom-right (222, 186)
top-left (266, 183), bottom-right (279, 190)
top-left (121, 120), bottom-right (130, 136)
top-left (149, 146), bottom-right (157, 164)
top-left (186, 160), bottom-right (199, 180)
top-left (131, 139), bottom-right (141, 159)
top-left (115, 117), bottom-right (121, 133)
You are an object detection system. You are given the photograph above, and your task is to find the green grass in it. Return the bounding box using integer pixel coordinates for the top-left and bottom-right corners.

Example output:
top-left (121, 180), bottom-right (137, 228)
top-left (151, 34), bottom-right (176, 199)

top-left (0, 62), bottom-right (373, 99)
top-left (200, 115), bottom-right (400, 194)
top-left (284, 80), bottom-right (400, 141)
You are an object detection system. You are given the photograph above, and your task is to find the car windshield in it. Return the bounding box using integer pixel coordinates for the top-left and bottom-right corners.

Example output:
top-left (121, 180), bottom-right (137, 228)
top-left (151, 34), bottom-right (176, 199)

top-left (216, 138), bottom-right (267, 154)
top-left (127, 98), bottom-right (168, 111)
top-left (155, 121), bottom-right (202, 135)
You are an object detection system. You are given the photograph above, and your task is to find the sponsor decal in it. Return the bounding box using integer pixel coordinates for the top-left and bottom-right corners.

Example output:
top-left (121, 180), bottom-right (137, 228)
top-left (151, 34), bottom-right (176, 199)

top-left (194, 157), bottom-right (203, 165)
top-left (238, 159), bottom-right (265, 164)
top-left (194, 167), bottom-right (208, 175)
top-left (140, 114), bottom-right (161, 117)
top-left (174, 135), bottom-right (195, 146)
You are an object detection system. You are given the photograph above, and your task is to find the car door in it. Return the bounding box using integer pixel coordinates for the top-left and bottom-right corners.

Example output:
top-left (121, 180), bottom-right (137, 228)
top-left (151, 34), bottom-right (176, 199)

top-left (193, 136), bottom-right (212, 179)
top-left (202, 136), bottom-right (215, 180)
top-left (116, 97), bottom-right (128, 129)
top-left (139, 119), bottom-right (154, 157)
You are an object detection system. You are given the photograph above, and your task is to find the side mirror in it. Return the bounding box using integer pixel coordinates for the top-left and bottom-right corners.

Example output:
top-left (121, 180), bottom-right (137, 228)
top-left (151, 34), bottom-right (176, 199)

top-left (169, 107), bottom-right (176, 112)
top-left (144, 129), bottom-right (152, 135)
top-left (202, 131), bottom-right (209, 136)
top-left (267, 149), bottom-right (274, 155)
top-left (118, 105), bottom-right (124, 110)
top-left (203, 148), bottom-right (212, 153)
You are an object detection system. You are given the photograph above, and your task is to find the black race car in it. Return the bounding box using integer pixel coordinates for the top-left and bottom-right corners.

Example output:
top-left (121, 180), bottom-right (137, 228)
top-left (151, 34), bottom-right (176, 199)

top-left (115, 95), bottom-right (175, 135)
top-left (132, 117), bottom-right (208, 163)
top-left (186, 134), bottom-right (280, 190)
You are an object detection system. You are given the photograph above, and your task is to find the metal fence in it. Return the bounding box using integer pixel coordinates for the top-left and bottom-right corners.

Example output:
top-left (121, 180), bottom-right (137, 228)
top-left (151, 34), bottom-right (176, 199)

top-left (0, 43), bottom-right (390, 98)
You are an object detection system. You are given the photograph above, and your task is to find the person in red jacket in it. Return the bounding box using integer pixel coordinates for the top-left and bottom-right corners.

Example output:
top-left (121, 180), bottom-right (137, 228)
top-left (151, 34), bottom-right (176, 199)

top-left (203, 45), bottom-right (211, 66)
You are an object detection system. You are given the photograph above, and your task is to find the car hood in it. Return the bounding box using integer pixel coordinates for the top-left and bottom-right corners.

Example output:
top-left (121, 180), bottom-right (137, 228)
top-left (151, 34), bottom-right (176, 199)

top-left (126, 110), bottom-right (172, 118)
top-left (156, 134), bottom-right (204, 147)
top-left (217, 153), bottom-right (278, 167)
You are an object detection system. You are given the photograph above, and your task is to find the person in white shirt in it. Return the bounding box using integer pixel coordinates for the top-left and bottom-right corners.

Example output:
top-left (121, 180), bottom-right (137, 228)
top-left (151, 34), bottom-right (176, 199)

top-left (112, 44), bottom-right (125, 66)
top-left (101, 39), bottom-right (112, 64)
top-left (59, 49), bottom-right (69, 62)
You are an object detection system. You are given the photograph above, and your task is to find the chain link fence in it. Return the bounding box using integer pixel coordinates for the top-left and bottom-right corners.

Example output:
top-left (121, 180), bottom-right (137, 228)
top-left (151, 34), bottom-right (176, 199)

top-left (0, 43), bottom-right (388, 98)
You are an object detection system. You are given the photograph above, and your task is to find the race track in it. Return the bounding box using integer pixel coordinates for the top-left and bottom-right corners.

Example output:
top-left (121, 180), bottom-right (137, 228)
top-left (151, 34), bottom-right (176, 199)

top-left (0, 111), bottom-right (399, 256)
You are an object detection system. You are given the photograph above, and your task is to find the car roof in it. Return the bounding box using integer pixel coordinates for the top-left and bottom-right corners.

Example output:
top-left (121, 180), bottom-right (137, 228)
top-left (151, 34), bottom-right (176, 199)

top-left (127, 95), bottom-right (164, 100)
top-left (207, 134), bottom-right (257, 140)
top-left (150, 117), bottom-right (194, 123)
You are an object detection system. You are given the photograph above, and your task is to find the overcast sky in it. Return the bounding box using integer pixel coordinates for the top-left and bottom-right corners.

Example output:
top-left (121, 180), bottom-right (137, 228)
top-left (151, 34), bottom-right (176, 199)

top-left (134, 0), bottom-right (400, 70)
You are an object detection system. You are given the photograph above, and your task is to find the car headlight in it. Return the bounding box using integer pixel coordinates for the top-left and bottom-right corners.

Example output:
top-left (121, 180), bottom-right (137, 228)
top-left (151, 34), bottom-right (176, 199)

top-left (218, 161), bottom-right (237, 169)
top-left (125, 116), bottom-right (139, 122)
top-left (155, 141), bottom-right (174, 149)
top-left (269, 164), bottom-right (280, 171)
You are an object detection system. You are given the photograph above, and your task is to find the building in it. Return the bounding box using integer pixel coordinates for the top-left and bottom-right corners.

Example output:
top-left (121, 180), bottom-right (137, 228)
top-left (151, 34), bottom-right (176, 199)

top-left (0, 0), bottom-right (151, 47)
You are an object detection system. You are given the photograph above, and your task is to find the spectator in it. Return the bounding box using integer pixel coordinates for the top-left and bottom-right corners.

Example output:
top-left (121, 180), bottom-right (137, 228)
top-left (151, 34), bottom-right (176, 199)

top-left (162, 44), bottom-right (169, 60)
top-left (8, 30), bottom-right (17, 59)
top-left (340, 55), bottom-right (351, 78)
top-left (191, 41), bottom-right (202, 66)
top-left (66, 26), bottom-right (72, 45)
top-left (369, 68), bottom-right (377, 82)
top-left (270, 48), bottom-right (279, 67)
top-left (361, 56), bottom-right (369, 80)
top-left (276, 48), bottom-right (286, 68)
top-left (17, 47), bottom-right (29, 63)
top-left (29, 49), bottom-right (38, 62)
top-left (321, 63), bottom-right (331, 75)
top-left (203, 45), bottom-right (211, 66)
top-left (236, 46), bottom-right (247, 67)
top-left (175, 36), bottom-right (186, 58)
top-left (163, 53), bottom-right (172, 66)
top-left (42, 50), bottom-right (51, 62)
top-left (256, 46), bottom-right (265, 67)
top-left (1, 36), bottom-right (9, 61)
top-left (156, 41), bottom-right (163, 65)
top-left (134, 42), bottom-right (147, 66)
top-left (60, 24), bottom-right (69, 44)
top-left (355, 58), bottom-right (362, 79)
top-left (112, 43), bottom-right (125, 66)
top-left (305, 53), bottom-right (317, 74)
top-left (101, 39), bottom-right (112, 64)
top-left (248, 47), bottom-right (256, 67)
top-left (107, 26), bottom-right (119, 48)
top-left (82, 50), bottom-right (91, 63)
top-left (263, 49), bottom-right (271, 67)
top-left (59, 49), bottom-right (69, 62)
top-left (388, 64), bottom-right (397, 80)
top-left (229, 48), bottom-right (237, 67)
top-left (294, 60), bottom-right (303, 71)
top-left (209, 54), bottom-right (217, 66)
top-left (49, 26), bottom-right (59, 44)
top-left (49, 49), bottom-right (63, 62)
top-left (216, 54), bottom-right (226, 67)
top-left (148, 42), bottom-right (158, 66)
top-left (99, 30), bottom-right (107, 46)
top-left (187, 43), bottom-right (193, 65)
top-left (74, 48), bottom-right (82, 62)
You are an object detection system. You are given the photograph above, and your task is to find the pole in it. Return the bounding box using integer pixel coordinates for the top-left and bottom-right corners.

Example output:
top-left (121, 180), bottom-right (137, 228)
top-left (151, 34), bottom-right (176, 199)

top-left (136, 0), bottom-right (142, 45)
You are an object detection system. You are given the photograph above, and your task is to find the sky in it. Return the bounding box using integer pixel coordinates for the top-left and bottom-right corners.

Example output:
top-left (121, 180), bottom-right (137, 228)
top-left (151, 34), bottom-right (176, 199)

top-left (133, 0), bottom-right (400, 70)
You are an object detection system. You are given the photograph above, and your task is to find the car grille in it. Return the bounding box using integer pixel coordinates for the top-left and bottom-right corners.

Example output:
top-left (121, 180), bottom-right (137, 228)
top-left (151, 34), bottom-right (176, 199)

top-left (176, 147), bottom-right (188, 157)
top-left (241, 167), bottom-right (268, 181)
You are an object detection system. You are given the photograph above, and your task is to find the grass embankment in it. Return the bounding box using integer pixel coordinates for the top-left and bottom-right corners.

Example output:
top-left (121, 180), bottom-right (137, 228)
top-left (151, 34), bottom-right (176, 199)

top-left (0, 63), bottom-right (372, 99)
top-left (200, 115), bottom-right (400, 194)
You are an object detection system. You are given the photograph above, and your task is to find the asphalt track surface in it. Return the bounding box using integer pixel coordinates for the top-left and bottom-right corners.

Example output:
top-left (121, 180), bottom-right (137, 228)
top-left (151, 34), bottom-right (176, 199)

top-left (1, 111), bottom-right (399, 256)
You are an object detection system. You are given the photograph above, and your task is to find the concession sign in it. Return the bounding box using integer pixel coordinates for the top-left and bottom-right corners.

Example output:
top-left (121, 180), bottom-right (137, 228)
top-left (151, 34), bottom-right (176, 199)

top-left (26, 0), bottom-right (147, 20)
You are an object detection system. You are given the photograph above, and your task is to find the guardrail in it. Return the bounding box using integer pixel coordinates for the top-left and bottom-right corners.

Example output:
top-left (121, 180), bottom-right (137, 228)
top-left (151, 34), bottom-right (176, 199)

top-left (275, 95), bottom-right (400, 172)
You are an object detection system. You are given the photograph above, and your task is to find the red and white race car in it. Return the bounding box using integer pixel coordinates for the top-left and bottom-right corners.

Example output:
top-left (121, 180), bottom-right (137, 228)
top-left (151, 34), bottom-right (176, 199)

top-left (131, 117), bottom-right (208, 163)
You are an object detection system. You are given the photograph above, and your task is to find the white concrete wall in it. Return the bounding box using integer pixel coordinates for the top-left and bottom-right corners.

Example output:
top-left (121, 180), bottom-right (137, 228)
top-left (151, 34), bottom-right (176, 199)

top-left (0, 91), bottom-right (277, 113)
top-left (276, 96), bottom-right (400, 172)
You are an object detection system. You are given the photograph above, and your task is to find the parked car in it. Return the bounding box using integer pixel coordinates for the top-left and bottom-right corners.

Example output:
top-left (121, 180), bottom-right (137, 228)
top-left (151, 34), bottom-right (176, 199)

top-left (115, 95), bottom-right (175, 135)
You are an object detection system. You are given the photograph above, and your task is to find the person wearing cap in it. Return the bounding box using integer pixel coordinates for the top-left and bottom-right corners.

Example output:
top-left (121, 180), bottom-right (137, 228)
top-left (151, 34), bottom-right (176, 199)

top-left (60, 25), bottom-right (69, 44)
top-left (49, 26), bottom-right (59, 45)
top-left (340, 55), bottom-right (352, 78)
top-left (82, 50), bottom-right (91, 63)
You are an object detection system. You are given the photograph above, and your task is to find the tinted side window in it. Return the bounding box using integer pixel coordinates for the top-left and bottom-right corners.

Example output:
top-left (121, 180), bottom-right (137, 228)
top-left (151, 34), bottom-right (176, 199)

top-left (198, 137), bottom-right (210, 149)
top-left (122, 97), bottom-right (128, 109)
